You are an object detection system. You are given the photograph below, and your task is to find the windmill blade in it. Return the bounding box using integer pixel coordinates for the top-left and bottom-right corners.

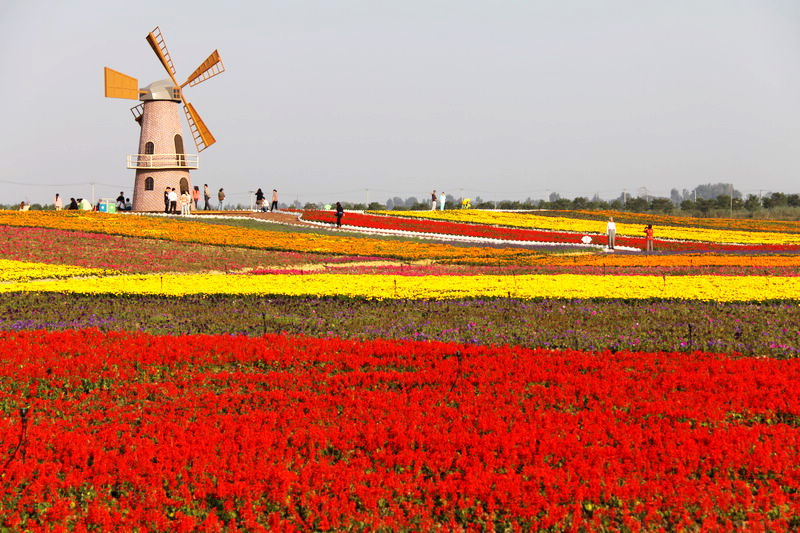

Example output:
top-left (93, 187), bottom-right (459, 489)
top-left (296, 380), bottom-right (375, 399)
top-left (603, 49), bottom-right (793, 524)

top-left (181, 50), bottom-right (225, 88)
top-left (183, 101), bottom-right (216, 152)
top-left (146, 26), bottom-right (179, 85)
top-left (104, 67), bottom-right (139, 99)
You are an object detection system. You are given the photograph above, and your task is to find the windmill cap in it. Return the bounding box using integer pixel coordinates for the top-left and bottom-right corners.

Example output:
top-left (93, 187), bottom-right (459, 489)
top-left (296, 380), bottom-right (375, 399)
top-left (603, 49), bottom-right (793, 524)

top-left (140, 79), bottom-right (181, 102)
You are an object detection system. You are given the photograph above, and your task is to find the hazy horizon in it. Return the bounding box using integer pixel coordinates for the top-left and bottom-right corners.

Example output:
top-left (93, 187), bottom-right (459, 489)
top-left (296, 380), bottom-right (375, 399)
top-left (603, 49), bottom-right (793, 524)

top-left (2, 0), bottom-right (799, 207)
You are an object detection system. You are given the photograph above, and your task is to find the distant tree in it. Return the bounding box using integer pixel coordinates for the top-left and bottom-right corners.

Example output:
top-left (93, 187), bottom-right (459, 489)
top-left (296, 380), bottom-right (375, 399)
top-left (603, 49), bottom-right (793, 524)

top-left (625, 197), bottom-right (649, 212)
top-left (680, 199), bottom-right (696, 212)
top-left (649, 197), bottom-right (673, 213)
top-left (715, 195), bottom-right (731, 210)
top-left (404, 196), bottom-right (419, 208)
top-left (670, 188), bottom-right (682, 205)
top-left (695, 198), bottom-right (715, 214)
top-left (788, 194), bottom-right (800, 207)
top-left (744, 194), bottom-right (761, 212)
top-left (367, 201), bottom-right (385, 210)
top-left (552, 198), bottom-right (572, 210)
top-left (303, 202), bottom-right (319, 210)
top-left (548, 192), bottom-right (561, 202)
top-left (571, 197), bottom-right (588, 209)
top-left (763, 192), bottom-right (788, 208)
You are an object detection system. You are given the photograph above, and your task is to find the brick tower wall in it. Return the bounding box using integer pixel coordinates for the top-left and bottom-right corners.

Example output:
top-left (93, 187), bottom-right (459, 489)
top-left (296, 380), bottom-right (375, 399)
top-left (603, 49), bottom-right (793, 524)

top-left (131, 100), bottom-right (194, 211)
top-left (133, 168), bottom-right (192, 212)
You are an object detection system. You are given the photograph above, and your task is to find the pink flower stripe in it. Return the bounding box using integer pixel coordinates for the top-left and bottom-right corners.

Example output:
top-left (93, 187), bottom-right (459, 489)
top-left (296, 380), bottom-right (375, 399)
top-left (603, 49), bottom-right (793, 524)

top-left (3, 329), bottom-right (800, 530)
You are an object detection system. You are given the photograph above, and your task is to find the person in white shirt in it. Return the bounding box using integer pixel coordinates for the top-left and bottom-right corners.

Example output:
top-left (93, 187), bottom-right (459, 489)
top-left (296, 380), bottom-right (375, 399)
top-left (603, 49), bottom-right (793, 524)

top-left (168, 188), bottom-right (178, 214)
top-left (439, 191), bottom-right (446, 211)
top-left (606, 217), bottom-right (616, 250)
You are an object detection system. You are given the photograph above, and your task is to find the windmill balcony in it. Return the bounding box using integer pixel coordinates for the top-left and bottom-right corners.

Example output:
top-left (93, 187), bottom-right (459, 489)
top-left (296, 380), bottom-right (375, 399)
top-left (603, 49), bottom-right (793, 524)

top-left (127, 153), bottom-right (199, 170)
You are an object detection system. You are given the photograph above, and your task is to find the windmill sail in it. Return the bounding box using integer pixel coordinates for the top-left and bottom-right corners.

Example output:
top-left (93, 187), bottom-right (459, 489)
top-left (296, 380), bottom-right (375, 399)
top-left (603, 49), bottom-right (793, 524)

top-left (182, 50), bottom-right (225, 88)
top-left (146, 27), bottom-right (178, 85)
top-left (184, 102), bottom-right (216, 152)
top-left (104, 67), bottom-right (139, 99)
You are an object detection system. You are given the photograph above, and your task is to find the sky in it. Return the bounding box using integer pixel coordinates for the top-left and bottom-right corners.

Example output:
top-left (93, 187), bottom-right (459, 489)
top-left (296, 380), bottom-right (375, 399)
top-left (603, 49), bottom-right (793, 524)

top-left (2, 0), bottom-right (800, 207)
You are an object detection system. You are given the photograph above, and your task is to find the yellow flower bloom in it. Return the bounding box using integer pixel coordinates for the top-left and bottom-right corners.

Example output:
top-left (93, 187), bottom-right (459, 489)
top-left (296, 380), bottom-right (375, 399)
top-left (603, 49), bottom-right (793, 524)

top-left (0, 259), bottom-right (112, 281)
top-left (2, 273), bottom-right (798, 301)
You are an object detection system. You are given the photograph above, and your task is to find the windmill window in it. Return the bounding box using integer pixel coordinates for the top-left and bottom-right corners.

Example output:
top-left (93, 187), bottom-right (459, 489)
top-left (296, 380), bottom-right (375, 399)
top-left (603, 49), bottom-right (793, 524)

top-left (144, 142), bottom-right (154, 154)
top-left (144, 177), bottom-right (154, 191)
top-left (174, 134), bottom-right (185, 166)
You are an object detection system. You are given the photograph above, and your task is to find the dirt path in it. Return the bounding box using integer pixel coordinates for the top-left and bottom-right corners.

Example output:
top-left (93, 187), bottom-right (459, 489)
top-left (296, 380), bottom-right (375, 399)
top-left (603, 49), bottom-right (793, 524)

top-left (195, 211), bottom-right (318, 228)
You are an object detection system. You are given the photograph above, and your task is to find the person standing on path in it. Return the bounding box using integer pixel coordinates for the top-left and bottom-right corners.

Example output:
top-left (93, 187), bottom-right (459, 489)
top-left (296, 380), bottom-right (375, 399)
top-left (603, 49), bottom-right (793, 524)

top-left (606, 217), bottom-right (616, 251)
top-left (180, 190), bottom-right (191, 215)
top-left (644, 224), bottom-right (654, 253)
top-left (218, 188), bottom-right (225, 210)
top-left (54, 193), bottom-right (62, 211)
top-left (270, 189), bottom-right (279, 212)
top-left (192, 186), bottom-right (201, 210)
top-left (431, 190), bottom-right (437, 210)
top-left (439, 191), bottom-right (446, 211)
top-left (168, 188), bottom-right (178, 214)
top-left (335, 202), bottom-right (344, 227)
top-left (203, 184), bottom-right (211, 210)
top-left (164, 187), bottom-right (171, 214)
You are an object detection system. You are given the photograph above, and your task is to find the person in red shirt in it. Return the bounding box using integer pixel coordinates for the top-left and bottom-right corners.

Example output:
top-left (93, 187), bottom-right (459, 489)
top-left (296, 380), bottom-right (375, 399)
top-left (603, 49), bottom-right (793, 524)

top-left (644, 224), bottom-right (654, 253)
top-left (192, 186), bottom-right (201, 210)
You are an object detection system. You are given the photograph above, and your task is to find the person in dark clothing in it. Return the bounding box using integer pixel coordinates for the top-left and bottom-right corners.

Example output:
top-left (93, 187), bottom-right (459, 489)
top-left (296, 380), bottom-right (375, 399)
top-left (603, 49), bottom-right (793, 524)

top-left (335, 202), bottom-right (344, 227)
top-left (255, 188), bottom-right (265, 211)
top-left (164, 187), bottom-right (170, 214)
top-left (67, 198), bottom-right (78, 210)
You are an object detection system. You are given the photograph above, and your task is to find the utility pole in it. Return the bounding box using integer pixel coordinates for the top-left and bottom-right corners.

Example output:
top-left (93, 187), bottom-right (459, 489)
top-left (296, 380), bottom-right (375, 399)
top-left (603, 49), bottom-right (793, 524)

top-left (729, 183), bottom-right (733, 218)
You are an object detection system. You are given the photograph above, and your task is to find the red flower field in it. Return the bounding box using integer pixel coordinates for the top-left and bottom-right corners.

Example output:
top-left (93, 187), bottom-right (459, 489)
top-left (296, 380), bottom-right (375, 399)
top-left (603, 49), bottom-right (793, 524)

top-left (2, 330), bottom-right (799, 531)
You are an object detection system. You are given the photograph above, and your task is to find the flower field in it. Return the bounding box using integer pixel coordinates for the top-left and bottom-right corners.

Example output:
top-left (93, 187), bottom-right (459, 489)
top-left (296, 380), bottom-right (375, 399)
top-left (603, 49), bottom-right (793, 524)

top-left (370, 209), bottom-right (800, 249)
top-left (1, 209), bottom-right (800, 530)
top-left (3, 330), bottom-right (800, 530)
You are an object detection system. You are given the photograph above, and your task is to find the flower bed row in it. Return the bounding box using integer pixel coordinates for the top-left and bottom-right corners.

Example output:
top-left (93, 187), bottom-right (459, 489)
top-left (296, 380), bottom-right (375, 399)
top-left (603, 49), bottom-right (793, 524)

top-left (2, 330), bottom-right (800, 530)
top-left (3, 293), bottom-right (799, 358)
top-left (0, 224), bottom-right (385, 273)
top-left (577, 209), bottom-right (800, 234)
top-left (0, 259), bottom-right (110, 282)
top-left (0, 211), bottom-right (552, 266)
top-left (368, 210), bottom-right (800, 247)
top-left (3, 272), bottom-right (800, 301)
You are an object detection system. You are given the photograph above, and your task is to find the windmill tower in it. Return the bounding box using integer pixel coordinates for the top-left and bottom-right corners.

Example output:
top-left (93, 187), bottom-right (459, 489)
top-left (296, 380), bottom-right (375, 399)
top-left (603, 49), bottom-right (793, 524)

top-left (104, 27), bottom-right (224, 211)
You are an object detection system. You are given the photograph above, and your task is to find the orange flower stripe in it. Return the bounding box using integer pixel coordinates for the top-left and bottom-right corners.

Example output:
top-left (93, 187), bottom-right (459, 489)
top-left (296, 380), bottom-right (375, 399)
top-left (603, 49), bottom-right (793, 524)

top-left (0, 211), bottom-right (537, 265)
top-left (372, 210), bottom-right (800, 245)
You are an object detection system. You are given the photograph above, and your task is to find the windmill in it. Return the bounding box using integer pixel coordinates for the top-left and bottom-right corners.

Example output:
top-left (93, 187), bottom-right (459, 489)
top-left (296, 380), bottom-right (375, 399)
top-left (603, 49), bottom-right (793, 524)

top-left (104, 27), bottom-right (224, 211)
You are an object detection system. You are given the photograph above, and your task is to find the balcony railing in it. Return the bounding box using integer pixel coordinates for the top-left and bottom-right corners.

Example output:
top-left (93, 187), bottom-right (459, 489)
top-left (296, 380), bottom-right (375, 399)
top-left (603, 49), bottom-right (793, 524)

top-left (127, 153), bottom-right (199, 169)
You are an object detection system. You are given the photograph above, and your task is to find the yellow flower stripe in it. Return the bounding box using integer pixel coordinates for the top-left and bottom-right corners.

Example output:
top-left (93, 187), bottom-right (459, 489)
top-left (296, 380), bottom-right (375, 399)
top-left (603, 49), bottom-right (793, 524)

top-left (543, 253), bottom-right (800, 268)
top-left (0, 211), bottom-right (541, 265)
top-left (372, 210), bottom-right (800, 245)
top-left (0, 259), bottom-right (112, 281)
top-left (2, 273), bottom-right (799, 301)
